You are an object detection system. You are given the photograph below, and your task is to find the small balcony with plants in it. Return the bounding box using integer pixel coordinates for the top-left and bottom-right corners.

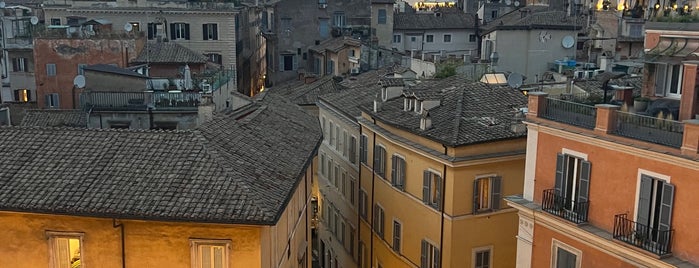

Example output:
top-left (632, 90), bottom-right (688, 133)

top-left (613, 213), bottom-right (673, 256)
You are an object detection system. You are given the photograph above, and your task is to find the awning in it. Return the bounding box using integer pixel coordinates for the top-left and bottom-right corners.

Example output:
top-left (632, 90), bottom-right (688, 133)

top-left (644, 35), bottom-right (699, 63)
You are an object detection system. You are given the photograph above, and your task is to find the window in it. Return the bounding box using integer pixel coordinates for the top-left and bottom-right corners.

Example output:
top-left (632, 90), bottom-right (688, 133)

top-left (14, 89), bottom-right (30, 102)
top-left (350, 176), bottom-right (356, 205)
top-left (654, 64), bottom-right (683, 99)
top-left (378, 9), bottom-right (387, 24)
top-left (206, 53), bottom-right (223, 65)
top-left (411, 36), bottom-right (416, 42)
top-left (491, 10), bottom-right (498, 19)
top-left (319, 18), bottom-right (329, 38)
top-left (360, 135), bottom-right (368, 164)
top-left (359, 189), bottom-right (368, 220)
top-left (392, 220), bottom-right (401, 253)
top-left (422, 170), bottom-right (442, 209)
top-left (552, 240), bottom-right (581, 268)
top-left (129, 22), bottom-right (140, 32)
top-left (77, 64), bottom-right (87, 75)
top-left (349, 226), bottom-right (356, 257)
top-left (373, 145), bottom-right (386, 177)
top-left (50, 18), bottom-right (61, 25)
top-left (46, 63), bottom-right (57, 76)
top-left (359, 241), bottom-right (367, 268)
top-left (391, 155), bottom-right (406, 190)
top-left (473, 176), bottom-right (502, 213)
top-left (636, 174), bottom-right (674, 245)
top-left (170, 23), bottom-right (190, 40)
top-left (349, 136), bottom-right (357, 164)
top-left (333, 165), bottom-right (339, 187)
top-left (335, 126), bottom-right (341, 151)
top-left (47, 232), bottom-right (83, 268)
top-left (333, 12), bottom-right (346, 27)
top-left (203, 23), bottom-right (218, 40)
top-left (190, 239), bottom-right (230, 268)
top-left (12, 19), bottom-right (30, 37)
top-left (393, 34), bottom-right (401, 43)
top-left (341, 170), bottom-right (347, 197)
top-left (342, 131), bottom-right (348, 157)
top-left (45, 93), bottom-right (60, 108)
top-left (629, 24), bottom-right (643, 38)
top-left (469, 34), bottom-right (477, 42)
top-left (554, 153), bottom-right (591, 217)
top-left (420, 240), bottom-right (440, 268)
top-left (426, 35), bottom-right (434, 43)
top-left (326, 158), bottom-right (332, 181)
top-left (443, 34), bottom-right (451, 43)
top-left (280, 54), bottom-right (295, 71)
top-left (12, 57), bottom-right (27, 72)
top-left (373, 204), bottom-right (385, 238)
top-left (320, 153), bottom-right (326, 177)
top-left (473, 248), bottom-right (491, 268)
top-left (326, 59), bottom-right (335, 75)
top-left (340, 221), bottom-right (346, 243)
top-left (147, 23), bottom-right (160, 39)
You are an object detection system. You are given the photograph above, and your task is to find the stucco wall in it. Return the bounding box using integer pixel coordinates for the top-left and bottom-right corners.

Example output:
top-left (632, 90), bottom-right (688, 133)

top-left (0, 212), bottom-right (262, 268)
top-left (85, 70), bottom-right (147, 92)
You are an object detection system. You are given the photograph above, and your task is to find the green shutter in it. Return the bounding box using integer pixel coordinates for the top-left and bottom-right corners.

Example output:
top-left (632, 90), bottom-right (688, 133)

top-left (391, 155), bottom-right (397, 185)
top-left (472, 179), bottom-right (480, 214)
top-left (554, 153), bottom-right (565, 196)
top-left (435, 175), bottom-right (442, 210)
top-left (420, 240), bottom-right (428, 268)
top-left (577, 160), bottom-right (591, 206)
top-left (423, 171), bottom-right (430, 204)
top-left (170, 23), bottom-right (176, 40)
top-left (433, 246), bottom-right (440, 268)
top-left (636, 175), bottom-right (653, 226)
top-left (658, 182), bottom-right (674, 232)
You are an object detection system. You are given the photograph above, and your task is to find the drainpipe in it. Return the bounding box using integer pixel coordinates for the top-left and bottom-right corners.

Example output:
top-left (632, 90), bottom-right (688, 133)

top-left (369, 117), bottom-right (377, 268)
top-left (112, 219), bottom-right (125, 268)
top-left (357, 122), bottom-right (363, 267)
top-left (438, 145), bottom-right (447, 268)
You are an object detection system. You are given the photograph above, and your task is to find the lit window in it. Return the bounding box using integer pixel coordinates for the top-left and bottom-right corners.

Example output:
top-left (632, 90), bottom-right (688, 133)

top-left (47, 232), bottom-right (83, 268)
top-left (473, 176), bottom-right (502, 213)
top-left (190, 239), bottom-right (231, 268)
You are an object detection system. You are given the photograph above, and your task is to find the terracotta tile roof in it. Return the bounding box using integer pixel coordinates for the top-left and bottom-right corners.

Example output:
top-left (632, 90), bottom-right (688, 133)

top-left (481, 6), bottom-right (583, 34)
top-left (0, 93), bottom-right (321, 225)
top-left (268, 77), bottom-right (344, 106)
top-left (20, 110), bottom-right (87, 128)
top-left (309, 37), bottom-right (361, 53)
top-left (132, 42), bottom-right (208, 64)
top-left (84, 64), bottom-right (149, 78)
top-left (394, 8), bottom-right (476, 30)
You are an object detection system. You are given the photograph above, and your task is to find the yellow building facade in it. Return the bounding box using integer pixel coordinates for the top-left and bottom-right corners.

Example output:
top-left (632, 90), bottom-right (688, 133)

top-left (316, 71), bottom-right (528, 268)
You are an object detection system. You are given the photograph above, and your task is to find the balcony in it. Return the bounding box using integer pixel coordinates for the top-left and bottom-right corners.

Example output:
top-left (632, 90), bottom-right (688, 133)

top-left (81, 91), bottom-right (201, 111)
top-left (527, 92), bottom-right (699, 156)
top-left (541, 189), bottom-right (589, 224)
top-left (613, 213), bottom-right (673, 256)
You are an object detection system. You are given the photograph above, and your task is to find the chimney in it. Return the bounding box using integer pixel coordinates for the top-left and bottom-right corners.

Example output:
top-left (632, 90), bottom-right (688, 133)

top-left (373, 93), bottom-right (382, 112)
top-left (197, 95), bottom-right (215, 126)
top-left (420, 109), bottom-right (432, 130)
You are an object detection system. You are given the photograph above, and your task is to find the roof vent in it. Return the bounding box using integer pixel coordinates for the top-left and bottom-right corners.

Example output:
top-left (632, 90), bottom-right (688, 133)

top-left (435, 12), bottom-right (441, 17)
top-left (420, 109), bottom-right (432, 130)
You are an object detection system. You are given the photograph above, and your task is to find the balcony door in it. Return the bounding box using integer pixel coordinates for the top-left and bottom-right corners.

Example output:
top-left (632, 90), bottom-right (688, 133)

top-left (636, 175), bottom-right (674, 244)
top-left (554, 153), bottom-right (591, 213)
top-left (654, 64), bottom-right (683, 99)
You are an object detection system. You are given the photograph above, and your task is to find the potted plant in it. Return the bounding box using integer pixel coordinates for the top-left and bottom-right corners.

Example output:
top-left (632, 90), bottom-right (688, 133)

top-left (634, 96), bottom-right (651, 113)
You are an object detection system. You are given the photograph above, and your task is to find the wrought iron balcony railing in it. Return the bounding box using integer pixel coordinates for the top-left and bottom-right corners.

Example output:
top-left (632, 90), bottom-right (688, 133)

top-left (615, 111), bottom-right (684, 148)
top-left (541, 189), bottom-right (589, 224)
top-left (81, 91), bottom-right (201, 111)
top-left (613, 213), bottom-right (673, 256)
top-left (541, 97), bottom-right (597, 130)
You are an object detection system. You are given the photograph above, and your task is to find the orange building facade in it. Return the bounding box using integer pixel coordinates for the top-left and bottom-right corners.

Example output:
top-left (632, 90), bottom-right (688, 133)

top-left (507, 22), bottom-right (699, 268)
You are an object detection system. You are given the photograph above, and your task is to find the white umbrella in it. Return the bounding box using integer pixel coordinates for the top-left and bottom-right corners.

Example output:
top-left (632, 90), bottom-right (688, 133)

top-left (184, 64), bottom-right (193, 90)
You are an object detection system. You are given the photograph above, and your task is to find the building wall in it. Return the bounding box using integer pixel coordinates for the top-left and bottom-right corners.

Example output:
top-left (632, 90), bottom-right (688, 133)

top-left (393, 29), bottom-right (477, 56)
top-left (87, 111), bottom-right (199, 130)
top-left (371, 3), bottom-right (394, 49)
top-left (487, 29), bottom-right (577, 81)
top-left (33, 38), bottom-right (141, 109)
top-left (84, 71), bottom-right (147, 92)
top-left (529, 126), bottom-right (699, 265)
top-left (0, 212), bottom-right (262, 268)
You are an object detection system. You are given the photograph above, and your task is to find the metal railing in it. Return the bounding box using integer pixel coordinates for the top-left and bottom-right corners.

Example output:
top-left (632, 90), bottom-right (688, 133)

top-left (613, 214), bottom-right (673, 256)
top-left (541, 189), bottom-right (589, 224)
top-left (615, 111), bottom-right (684, 148)
top-left (81, 91), bottom-right (201, 111)
top-left (541, 97), bottom-right (597, 129)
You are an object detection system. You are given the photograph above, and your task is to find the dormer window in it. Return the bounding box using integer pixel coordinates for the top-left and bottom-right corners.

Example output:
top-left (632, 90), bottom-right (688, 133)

top-left (414, 100), bottom-right (422, 113)
top-left (403, 98), bottom-right (413, 111)
top-left (381, 88), bottom-right (388, 101)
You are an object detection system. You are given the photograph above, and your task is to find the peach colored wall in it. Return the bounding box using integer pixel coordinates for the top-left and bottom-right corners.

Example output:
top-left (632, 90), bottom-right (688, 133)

top-left (533, 131), bottom-right (699, 264)
top-left (0, 212), bottom-right (261, 268)
top-left (531, 222), bottom-right (635, 268)
top-left (679, 64), bottom-right (698, 120)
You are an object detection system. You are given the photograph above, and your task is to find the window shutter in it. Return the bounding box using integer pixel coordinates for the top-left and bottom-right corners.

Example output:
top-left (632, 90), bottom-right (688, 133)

top-left (213, 24), bottom-right (218, 40)
top-left (373, 145), bottom-right (380, 172)
top-left (22, 59), bottom-right (27, 71)
top-left (420, 240), bottom-right (428, 268)
top-left (393, 221), bottom-right (400, 251)
top-left (491, 176), bottom-right (502, 210)
top-left (13, 90), bottom-right (19, 102)
top-left (636, 175), bottom-right (653, 226)
top-left (279, 55), bottom-right (284, 72)
top-left (391, 156), bottom-right (397, 185)
top-left (423, 171), bottom-right (430, 204)
top-left (433, 247), bottom-right (440, 268)
top-left (554, 153), bottom-right (565, 196)
top-left (399, 160), bottom-right (405, 190)
top-left (372, 204), bottom-right (377, 230)
top-left (213, 246), bottom-right (224, 268)
top-left (472, 179), bottom-right (480, 214)
top-left (184, 23), bottom-right (190, 40)
top-left (44, 94), bottom-right (51, 108)
top-left (202, 24), bottom-right (208, 40)
top-left (435, 175), bottom-right (442, 209)
top-left (12, 58), bottom-right (17, 71)
top-left (655, 64), bottom-right (667, 96)
top-left (170, 23), bottom-right (176, 40)
top-left (147, 23), bottom-right (154, 39)
top-left (658, 182), bottom-right (674, 233)
top-left (577, 160), bottom-right (591, 207)
top-left (293, 55), bottom-right (298, 70)
top-left (201, 245), bottom-right (212, 268)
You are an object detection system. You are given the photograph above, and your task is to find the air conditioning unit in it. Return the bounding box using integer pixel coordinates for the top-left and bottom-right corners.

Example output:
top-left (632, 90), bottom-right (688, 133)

top-left (318, 3), bottom-right (327, 8)
top-left (350, 67), bottom-right (360, 75)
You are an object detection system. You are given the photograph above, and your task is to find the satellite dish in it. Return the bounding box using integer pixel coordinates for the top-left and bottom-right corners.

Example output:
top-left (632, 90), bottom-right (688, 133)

top-left (514, 0), bottom-right (520, 6)
top-left (123, 23), bottom-right (133, 32)
top-left (0, 2), bottom-right (6, 8)
top-left (30, 16), bottom-right (39, 25)
top-left (73, 75), bottom-right (86, 88)
top-left (562, 35), bottom-right (575, 49)
top-left (507, 73), bottom-right (524, 89)
top-left (505, 0), bottom-right (512, 5)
